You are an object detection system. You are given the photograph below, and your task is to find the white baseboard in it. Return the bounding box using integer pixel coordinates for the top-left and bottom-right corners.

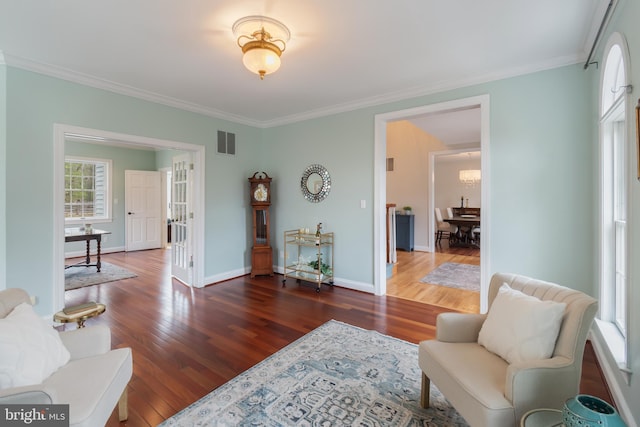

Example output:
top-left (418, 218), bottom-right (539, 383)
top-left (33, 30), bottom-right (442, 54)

top-left (202, 266), bottom-right (376, 294)
top-left (332, 278), bottom-right (374, 293)
top-left (274, 265), bottom-right (374, 293)
top-left (203, 267), bottom-right (251, 286)
top-left (589, 326), bottom-right (637, 427)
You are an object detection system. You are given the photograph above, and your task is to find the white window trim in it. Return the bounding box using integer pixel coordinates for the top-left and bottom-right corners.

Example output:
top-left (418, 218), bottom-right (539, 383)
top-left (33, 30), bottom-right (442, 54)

top-left (64, 155), bottom-right (113, 224)
top-left (598, 31), bottom-right (631, 377)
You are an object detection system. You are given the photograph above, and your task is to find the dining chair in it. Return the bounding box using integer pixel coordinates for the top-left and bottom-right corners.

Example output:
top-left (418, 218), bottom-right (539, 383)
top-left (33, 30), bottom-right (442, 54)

top-left (444, 208), bottom-right (458, 240)
top-left (434, 208), bottom-right (453, 244)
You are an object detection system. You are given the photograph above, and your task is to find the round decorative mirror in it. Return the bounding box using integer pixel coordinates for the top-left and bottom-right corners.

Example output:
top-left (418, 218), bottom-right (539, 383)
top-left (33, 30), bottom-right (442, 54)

top-left (301, 164), bottom-right (331, 203)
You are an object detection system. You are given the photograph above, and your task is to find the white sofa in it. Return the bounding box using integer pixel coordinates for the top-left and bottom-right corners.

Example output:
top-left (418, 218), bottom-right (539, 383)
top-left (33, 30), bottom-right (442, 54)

top-left (0, 288), bottom-right (133, 427)
top-left (418, 273), bottom-right (598, 427)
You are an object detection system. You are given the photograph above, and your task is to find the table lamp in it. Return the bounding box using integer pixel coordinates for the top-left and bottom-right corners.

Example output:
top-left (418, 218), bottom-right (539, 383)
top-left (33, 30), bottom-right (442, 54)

top-left (562, 394), bottom-right (626, 427)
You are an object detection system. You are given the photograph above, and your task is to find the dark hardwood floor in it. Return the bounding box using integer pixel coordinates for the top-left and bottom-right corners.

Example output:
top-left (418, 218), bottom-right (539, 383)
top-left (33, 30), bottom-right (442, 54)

top-left (61, 248), bottom-right (612, 426)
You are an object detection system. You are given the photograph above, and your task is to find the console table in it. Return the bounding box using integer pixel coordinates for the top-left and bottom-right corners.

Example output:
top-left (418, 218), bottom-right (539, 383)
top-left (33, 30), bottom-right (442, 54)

top-left (65, 228), bottom-right (111, 272)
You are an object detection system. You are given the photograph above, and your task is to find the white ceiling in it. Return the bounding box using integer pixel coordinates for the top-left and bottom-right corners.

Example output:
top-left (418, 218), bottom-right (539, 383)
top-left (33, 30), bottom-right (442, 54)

top-left (437, 151), bottom-right (481, 163)
top-left (409, 107), bottom-right (482, 146)
top-left (0, 0), bottom-right (606, 128)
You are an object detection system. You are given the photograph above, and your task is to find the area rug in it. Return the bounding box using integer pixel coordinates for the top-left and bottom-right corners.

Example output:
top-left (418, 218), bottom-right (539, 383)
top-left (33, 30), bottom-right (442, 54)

top-left (420, 262), bottom-right (480, 292)
top-left (64, 262), bottom-right (137, 290)
top-left (159, 320), bottom-right (469, 426)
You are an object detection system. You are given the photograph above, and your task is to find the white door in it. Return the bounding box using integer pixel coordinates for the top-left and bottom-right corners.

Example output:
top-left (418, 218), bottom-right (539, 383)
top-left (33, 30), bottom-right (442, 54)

top-left (171, 154), bottom-right (193, 286)
top-left (125, 170), bottom-right (162, 251)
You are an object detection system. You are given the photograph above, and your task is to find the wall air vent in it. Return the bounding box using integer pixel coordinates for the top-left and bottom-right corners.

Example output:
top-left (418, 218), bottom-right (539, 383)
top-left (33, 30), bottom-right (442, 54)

top-left (217, 131), bottom-right (236, 155)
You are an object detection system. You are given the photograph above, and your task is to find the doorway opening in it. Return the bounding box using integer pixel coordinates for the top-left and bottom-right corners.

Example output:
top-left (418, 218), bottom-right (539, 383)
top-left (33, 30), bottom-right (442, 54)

top-left (374, 95), bottom-right (491, 312)
top-left (52, 124), bottom-right (205, 311)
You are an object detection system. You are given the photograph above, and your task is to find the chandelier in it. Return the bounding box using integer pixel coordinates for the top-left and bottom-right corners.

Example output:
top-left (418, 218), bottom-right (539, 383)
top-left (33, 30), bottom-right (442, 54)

top-left (233, 16), bottom-right (290, 80)
top-left (459, 169), bottom-right (481, 186)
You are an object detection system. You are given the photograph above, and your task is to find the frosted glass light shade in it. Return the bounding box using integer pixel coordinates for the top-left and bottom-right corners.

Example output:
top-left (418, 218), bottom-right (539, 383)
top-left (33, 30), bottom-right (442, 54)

top-left (243, 47), bottom-right (281, 77)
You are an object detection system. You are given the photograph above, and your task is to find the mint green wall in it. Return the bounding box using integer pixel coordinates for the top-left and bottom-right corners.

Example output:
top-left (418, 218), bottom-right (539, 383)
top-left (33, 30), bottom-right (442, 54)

top-left (64, 141), bottom-right (158, 252)
top-left (263, 111), bottom-right (375, 285)
top-left (4, 68), bottom-right (261, 313)
top-left (483, 66), bottom-right (594, 282)
top-left (156, 149), bottom-right (187, 170)
top-left (592, 0), bottom-right (640, 422)
top-left (263, 65), bottom-right (594, 291)
top-left (0, 63), bottom-right (6, 289)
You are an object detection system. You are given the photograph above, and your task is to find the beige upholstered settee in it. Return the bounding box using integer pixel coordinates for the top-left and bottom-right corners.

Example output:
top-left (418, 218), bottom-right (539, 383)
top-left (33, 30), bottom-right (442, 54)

top-left (419, 273), bottom-right (598, 427)
top-left (0, 288), bottom-right (132, 427)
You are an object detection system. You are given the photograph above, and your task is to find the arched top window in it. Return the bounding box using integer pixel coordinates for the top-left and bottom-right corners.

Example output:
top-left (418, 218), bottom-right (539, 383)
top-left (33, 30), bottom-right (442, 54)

top-left (600, 33), bottom-right (630, 117)
top-left (598, 31), bottom-right (631, 375)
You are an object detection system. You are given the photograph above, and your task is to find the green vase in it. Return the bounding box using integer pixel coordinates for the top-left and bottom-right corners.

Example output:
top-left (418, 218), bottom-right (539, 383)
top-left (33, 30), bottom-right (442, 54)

top-left (562, 395), bottom-right (626, 427)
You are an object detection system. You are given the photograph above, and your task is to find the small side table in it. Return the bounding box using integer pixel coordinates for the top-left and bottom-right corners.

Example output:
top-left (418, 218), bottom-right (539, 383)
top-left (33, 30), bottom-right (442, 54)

top-left (54, 303), bottom-right (106, 328)
top-left (520, 408), bottom-right (563, 427)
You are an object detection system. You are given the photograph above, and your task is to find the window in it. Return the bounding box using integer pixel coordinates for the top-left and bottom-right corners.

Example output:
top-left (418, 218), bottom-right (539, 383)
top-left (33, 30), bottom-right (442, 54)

top-left (599, 32), bottom-right (630, 371)
top-left (64, 156), bottom-right (112, 223)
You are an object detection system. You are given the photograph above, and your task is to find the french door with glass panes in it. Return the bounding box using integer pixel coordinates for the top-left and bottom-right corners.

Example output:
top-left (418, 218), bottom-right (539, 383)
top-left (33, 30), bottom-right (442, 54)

top-left (171, 154), bottom-right (193, 286)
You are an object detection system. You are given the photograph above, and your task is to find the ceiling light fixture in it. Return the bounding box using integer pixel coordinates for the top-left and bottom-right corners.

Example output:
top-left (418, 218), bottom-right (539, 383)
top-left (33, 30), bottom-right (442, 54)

top-left (232, 16), bottom-right (290, 80)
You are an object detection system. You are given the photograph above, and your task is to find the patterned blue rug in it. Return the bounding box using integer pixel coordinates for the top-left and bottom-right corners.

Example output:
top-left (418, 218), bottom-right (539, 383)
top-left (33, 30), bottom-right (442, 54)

top-left (159, 320), bottom-right (469, 426)
top-left (65, 262), bottom-right (137, 290)
top-left (420, 262), bottom-right (480, 292)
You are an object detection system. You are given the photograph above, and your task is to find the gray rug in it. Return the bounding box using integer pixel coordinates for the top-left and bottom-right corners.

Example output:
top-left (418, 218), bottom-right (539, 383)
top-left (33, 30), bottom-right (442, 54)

top-left (65, 262), bottom-right (137, 290)
top-left (420, 262), bottom-right (480, 291)
top-left (159, 320), bottom-right (469, 426)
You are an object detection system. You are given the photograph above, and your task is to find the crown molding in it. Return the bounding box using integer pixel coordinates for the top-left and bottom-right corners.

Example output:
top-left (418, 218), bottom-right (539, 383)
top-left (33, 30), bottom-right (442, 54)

top-left (3, 51), bottom-right (584, 129)
top-left (1, 53), bottom-right (263, 127)
top-left (261, 53), bottom-right (585, 128)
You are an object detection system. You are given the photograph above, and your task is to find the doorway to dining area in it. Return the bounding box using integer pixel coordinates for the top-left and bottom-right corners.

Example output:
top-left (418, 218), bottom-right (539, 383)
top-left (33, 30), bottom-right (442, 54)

top-left (384, 102), bottom-right (482, 313)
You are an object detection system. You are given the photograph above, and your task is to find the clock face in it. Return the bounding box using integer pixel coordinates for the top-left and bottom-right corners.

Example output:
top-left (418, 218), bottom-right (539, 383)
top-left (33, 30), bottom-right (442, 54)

top-left (254, 183), bottom-right (268, 202)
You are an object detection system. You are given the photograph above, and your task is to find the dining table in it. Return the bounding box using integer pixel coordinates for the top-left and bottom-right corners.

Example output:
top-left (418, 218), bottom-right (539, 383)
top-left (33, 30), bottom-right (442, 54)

top-left (443, 215), bottom-right (480, 248)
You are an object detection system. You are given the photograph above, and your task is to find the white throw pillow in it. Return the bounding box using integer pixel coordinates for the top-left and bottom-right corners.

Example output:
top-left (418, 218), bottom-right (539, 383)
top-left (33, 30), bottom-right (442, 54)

top-left (478, 283), bottom-right (566, 364)
top-left (0, 303), bottom-right (71, 389)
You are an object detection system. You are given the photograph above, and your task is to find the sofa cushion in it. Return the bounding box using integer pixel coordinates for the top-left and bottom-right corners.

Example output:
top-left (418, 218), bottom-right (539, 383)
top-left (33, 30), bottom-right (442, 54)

top-left (45, 348), bottom-right (132, 427)
top-left (0, 303), bottom-right (71, 389)
top-left (419, 340), bottom-right (515, 426)
top-left (478, 283), bottom-right (566, 364)
top-left (420, 341), bottom-right (511, 409)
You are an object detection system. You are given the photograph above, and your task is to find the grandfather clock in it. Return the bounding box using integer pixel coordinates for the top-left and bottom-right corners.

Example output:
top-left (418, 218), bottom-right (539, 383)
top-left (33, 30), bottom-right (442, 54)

top-left (249, 172), bottom-right (273, 278)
